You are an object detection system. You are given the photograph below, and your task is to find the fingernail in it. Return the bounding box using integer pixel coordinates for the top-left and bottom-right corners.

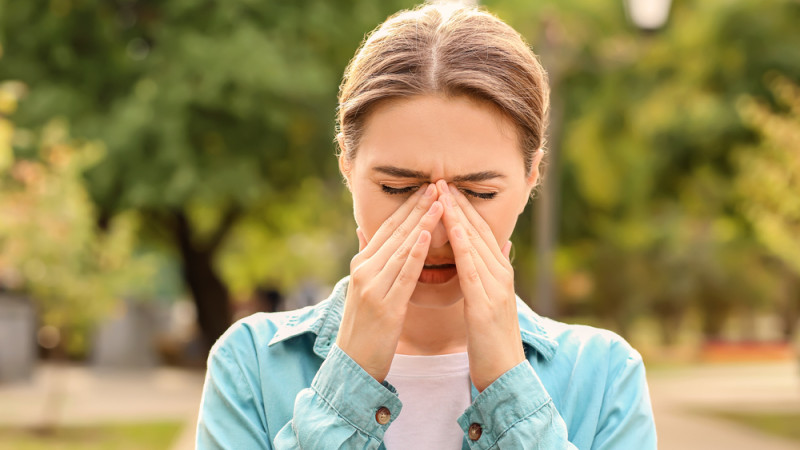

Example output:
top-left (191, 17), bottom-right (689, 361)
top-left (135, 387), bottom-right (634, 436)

top-left (448, 184), bottom-right (458, 196)
top-left (425, 184), bottom-right (435, 197)
top-left (427, 201), bottom-right (440, 215)
top-left (453, 226), bottom-right (464, 239)
top-left (418, 230), bottom-right (430, 244)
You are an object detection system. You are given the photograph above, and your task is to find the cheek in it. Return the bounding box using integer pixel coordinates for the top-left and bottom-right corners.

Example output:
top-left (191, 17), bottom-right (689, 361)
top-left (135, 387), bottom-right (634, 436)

top-left (474, 202), bottom-right (519, 246)
top-left (352, 191), bottom-right (405, 241)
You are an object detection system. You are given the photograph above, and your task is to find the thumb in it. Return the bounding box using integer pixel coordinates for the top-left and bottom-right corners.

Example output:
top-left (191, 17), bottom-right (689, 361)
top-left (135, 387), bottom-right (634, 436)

top-left (502, 240), bottom-right (512, 261)
top-left (356, 228), bottom-right (367, 252)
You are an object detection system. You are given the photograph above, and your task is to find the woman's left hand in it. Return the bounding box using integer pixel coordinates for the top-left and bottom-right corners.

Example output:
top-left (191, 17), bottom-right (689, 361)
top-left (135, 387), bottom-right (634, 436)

top-left (436, 180), bottom-right (526, 392)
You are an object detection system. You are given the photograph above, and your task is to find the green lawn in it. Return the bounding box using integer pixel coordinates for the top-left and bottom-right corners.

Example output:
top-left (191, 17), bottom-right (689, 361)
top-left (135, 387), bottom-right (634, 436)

top-left (701, 410), bottom-right (800, 442)
top-left (0, 421), bottom-right (183, 450)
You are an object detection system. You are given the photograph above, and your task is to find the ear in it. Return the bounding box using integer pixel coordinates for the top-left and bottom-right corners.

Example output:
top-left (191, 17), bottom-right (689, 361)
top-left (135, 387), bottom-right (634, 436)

top-left (518, 148), bottom-right (545, 215)
top-left (337, 133), bottom-right (353, 191)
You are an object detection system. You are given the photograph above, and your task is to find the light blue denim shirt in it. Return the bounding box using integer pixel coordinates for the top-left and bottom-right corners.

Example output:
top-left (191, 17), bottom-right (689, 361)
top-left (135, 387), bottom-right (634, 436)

top-left (197, 277), bottom-right (657, 449)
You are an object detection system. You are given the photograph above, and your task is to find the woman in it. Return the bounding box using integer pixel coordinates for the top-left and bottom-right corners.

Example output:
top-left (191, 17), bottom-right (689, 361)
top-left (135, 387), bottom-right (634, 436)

top-left (197, 3), bottom-right (657, 449)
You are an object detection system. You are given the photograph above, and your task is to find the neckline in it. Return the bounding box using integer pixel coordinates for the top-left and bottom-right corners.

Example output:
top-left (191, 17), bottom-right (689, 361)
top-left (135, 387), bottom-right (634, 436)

top-left (387, 352), bottom-right (469, 377)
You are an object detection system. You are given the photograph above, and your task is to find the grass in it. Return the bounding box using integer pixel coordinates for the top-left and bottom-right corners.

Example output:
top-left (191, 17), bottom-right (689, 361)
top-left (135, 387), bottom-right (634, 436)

top-left (701, 410), bottom-right (800, 442)
top-left (0, 421), bottom-right (184, 450)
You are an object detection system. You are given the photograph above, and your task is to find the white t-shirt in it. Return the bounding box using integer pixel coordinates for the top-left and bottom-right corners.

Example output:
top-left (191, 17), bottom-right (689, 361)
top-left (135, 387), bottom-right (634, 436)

top-left (383, 352), bottom-right (471, 450)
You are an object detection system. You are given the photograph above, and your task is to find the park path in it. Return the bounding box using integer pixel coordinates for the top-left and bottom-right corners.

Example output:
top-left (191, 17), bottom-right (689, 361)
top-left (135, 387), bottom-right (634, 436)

top-left (0, 360), bottom-right (798, 449)
top-left (648, 360), bottom-right (800, 450)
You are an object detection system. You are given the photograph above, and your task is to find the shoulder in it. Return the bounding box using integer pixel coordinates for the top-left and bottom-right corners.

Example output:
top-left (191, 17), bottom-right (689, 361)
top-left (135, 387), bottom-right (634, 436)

top-left (516, 300), bottom-right (642, 377)
top-left (208, 301), bottom-right (327, 363)
top-left (537, 317), bottom-right (647, 396)
top-left (546, 317), bottom-right (640, 363)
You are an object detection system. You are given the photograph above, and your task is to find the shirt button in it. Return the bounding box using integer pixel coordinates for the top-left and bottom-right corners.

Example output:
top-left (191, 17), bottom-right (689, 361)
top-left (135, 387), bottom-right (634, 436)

top-left (375, 407), bottom-right (391, 425)
top-left (468, 423), bottom-right (483, 441)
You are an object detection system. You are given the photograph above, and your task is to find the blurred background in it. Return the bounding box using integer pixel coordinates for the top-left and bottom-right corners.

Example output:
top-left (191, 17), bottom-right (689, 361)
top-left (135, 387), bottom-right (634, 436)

top-left (0, 0), bottom-right (798, 448)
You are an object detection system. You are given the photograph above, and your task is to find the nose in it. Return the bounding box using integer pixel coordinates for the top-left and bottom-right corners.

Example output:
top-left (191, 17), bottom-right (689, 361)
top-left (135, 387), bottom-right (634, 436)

top-left (429, 215), bottom-right (449, 248)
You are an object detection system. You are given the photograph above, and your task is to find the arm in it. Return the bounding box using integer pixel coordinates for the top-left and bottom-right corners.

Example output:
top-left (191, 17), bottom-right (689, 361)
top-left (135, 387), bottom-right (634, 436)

top-left (457, 349), bottom-right (656, 449)
top-left (196, 334), bottom-right (402, 449)
top-left (273, 344), bottom-right (402, 449)
top-left (457, 360), bottom-right (578, 450)
top-left (591, 348), bottom-right (657, 449)
top-left (196, 339), bottom-right (270, 449)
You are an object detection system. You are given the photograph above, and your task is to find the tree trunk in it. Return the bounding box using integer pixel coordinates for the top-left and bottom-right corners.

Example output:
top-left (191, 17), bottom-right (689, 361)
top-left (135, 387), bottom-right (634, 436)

top-left (173, 210), bottom-right (236, 355)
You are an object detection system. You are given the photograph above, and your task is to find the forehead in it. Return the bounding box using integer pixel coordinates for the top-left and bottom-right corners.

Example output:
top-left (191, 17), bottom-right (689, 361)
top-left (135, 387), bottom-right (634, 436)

top-left (355, 94), bottom-right (525, 177)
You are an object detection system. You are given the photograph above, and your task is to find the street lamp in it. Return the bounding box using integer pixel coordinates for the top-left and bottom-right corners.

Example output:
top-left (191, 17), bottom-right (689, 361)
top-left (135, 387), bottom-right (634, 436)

top-left (623, 0), bottom-right (672, 31)
top-left (533, 1), bottom-right (672, 319)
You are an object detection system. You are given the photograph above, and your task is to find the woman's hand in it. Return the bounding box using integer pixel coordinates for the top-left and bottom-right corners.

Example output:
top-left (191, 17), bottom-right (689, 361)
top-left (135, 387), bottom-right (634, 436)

top-left (336, 183), bottom-right (444, 383)
top-left (436, 180), bottom-right (526, 392)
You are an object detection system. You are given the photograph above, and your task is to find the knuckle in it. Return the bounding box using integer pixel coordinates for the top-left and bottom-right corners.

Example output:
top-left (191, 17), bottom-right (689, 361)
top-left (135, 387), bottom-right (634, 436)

top-left (391, 223), bottom-right (409, 240)
top-left (396, 267), bottom-right (414, 284)
top-left (477, 221), bottom-right (492, 236)
top-left (468, 269), bottom-right (481, 283)
top-left (349, 254), bottom-right (362, 271)
top-left (360, 285), bottom-right (377, 302)
top-left (350, 265), bottom-right (366, 283)
top-left (383, 215), bottom-right (397, 231)
top-left (394, 242), bottom-right (412, 261)
top-left (497, 270), bottom-right (514, 287)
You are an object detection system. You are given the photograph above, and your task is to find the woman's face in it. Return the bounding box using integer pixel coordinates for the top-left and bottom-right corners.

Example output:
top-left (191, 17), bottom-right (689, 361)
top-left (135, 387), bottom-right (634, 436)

top-left (339, 94), bottom-right (541, 308)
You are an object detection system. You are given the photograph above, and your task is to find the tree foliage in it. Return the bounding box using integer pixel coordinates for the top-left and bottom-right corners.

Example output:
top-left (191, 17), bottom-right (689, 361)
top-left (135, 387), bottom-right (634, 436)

top-left (492, 0), bottom-right (800, 339)
top-left (0, 78), bottom-right (147, 356)
top-left (0, 0), bottom-right (416, 350)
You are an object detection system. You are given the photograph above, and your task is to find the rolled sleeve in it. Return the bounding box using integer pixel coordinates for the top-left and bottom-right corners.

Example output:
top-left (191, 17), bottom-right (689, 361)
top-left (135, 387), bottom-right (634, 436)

top-left (457, 360), bottom-right (576, 449)
top-left (311, 344), bottom-right (403, 439)
top-left (274, 343), bottom-right (403, 448)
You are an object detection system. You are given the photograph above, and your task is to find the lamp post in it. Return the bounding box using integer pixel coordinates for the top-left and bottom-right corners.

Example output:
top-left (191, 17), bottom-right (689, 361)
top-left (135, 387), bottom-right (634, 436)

top-left (533, 1), bottom-right (672, 318)
top-left (623, 0), bottom-right (672, 31)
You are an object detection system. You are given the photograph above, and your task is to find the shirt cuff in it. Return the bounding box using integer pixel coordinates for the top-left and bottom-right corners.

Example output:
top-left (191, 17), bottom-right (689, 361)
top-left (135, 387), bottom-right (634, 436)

top-left (311, 343), bottom-right (403, 439)
top-left (458, 360), bottom-right (552, 448)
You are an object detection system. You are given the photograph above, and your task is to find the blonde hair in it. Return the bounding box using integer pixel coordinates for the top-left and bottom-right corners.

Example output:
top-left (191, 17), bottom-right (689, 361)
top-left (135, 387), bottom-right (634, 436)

top-left (336, 2), bottom-right (550, 176)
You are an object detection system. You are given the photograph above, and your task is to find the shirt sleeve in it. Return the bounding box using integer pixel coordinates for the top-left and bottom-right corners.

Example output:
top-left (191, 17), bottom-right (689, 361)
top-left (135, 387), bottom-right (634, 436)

top-left (196, 339), bottom-right (270, 449)
top-left (457, 360), bottom-right (579, 450)
top-left (196, 326), bottom-right (403, 449)
top-left (457, 347), bottom-right (656, 449)
top-left (273, 344), bottom-right (403, 449)
top-left (591, 348), bottom-right (657, 449)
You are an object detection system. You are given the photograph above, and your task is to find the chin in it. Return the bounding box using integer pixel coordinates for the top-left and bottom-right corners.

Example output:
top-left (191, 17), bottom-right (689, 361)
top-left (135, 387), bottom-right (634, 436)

top-left (408, 275), bottom-right (464, 309)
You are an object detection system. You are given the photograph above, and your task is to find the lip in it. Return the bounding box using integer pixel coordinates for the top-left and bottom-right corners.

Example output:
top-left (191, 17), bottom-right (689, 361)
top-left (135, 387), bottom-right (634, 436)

top-left (423, 257), bottom-right (455, 266)
top-left (418, 263), bottom-right (457, 284)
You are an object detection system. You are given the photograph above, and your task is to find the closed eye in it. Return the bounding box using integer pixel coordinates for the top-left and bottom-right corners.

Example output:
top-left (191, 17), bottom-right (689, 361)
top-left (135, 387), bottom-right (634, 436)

top-left (380, 184), bottom-right (497, 200)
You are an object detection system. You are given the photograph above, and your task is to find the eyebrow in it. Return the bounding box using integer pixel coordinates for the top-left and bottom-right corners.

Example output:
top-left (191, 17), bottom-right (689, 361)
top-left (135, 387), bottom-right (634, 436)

top-left (372, 165), bottom-right (506, 183)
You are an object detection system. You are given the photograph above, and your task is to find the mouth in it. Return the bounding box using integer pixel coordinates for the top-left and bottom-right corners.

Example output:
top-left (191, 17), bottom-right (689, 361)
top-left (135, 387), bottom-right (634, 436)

top-left (419, 263), bottom-right (457, 284)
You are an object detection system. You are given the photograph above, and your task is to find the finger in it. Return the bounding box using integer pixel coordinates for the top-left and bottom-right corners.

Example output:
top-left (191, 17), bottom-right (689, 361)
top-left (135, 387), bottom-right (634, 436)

top-left (366, 188), bottom-right (439, 269)
top-left (371, 200), bottom-right (443, 296)
top-left (502, 241), bottom-right (512, 261)
top-left (356, 228), bottom-right (367, 252)
top-left (382, 230), bottom-right (432, 307)
top-left (437, 181), bottom-right (509, 279)
top-left (444, 182), bottom-right (509, 268)
top-left (354, 183), bottom-right (436, 264)
top-left (448, 224), bottom-right (491, 301)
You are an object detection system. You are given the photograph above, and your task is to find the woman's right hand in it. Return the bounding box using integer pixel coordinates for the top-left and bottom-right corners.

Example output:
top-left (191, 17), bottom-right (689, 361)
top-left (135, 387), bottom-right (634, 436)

top-left (336, 183), bottom-right (443, 382)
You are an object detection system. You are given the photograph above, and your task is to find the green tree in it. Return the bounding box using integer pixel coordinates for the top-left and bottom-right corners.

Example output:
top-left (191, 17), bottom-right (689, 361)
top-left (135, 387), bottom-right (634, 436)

top-left (0, 0), bottom-right (415, 351)
top-left (736, 75), bottom-right (800, 339)
top-left (0, 78), bottom-right (145, 358)
top-left (493, 0), bottom-right (800, 339)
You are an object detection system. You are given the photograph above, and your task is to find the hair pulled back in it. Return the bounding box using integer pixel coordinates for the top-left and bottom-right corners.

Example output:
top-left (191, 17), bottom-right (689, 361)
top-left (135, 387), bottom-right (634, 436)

top-left (336, 2), bottom-right (550, 176)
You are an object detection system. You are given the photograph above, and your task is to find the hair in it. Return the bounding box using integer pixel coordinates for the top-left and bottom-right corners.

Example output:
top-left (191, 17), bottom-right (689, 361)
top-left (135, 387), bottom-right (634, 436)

top-left (336, 2), bottom-right (550, 177)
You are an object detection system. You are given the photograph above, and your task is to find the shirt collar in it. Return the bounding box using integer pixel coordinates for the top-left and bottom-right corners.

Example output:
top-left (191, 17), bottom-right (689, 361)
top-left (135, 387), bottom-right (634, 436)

top-left (268, 276), bottom-right (559, 361)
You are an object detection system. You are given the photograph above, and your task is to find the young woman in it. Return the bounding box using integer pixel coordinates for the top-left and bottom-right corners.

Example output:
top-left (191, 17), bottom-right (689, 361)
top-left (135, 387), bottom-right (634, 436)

top-left (197, 3), bottom-right (657, 449)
